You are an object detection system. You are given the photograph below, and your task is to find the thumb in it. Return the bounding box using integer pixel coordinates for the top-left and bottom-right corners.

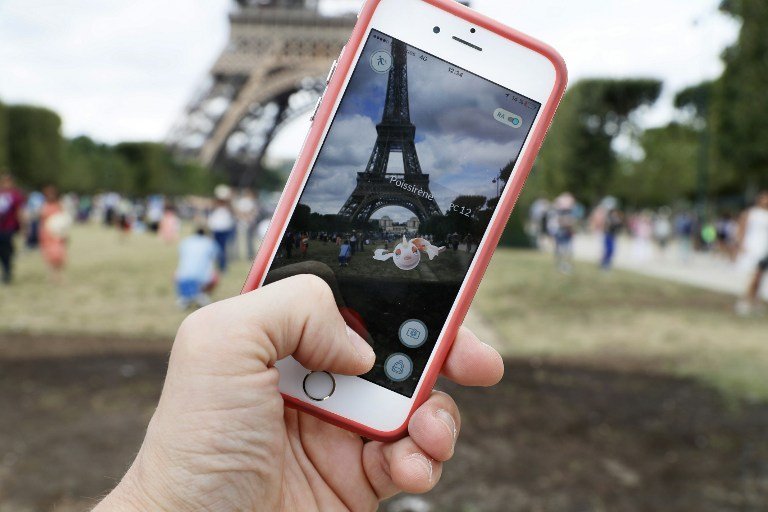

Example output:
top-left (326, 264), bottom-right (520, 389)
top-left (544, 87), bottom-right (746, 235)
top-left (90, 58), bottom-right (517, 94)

top-left (180, 274), bottom-right (375, 376)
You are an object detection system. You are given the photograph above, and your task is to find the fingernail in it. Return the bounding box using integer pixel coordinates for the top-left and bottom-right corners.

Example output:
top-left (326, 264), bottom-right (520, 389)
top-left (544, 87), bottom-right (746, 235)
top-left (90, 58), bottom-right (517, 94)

top-left (435, 408), bottom-right (458, 451)
top-left (347, 325), bottom-right (375, 367)
top-left (405, 453), bottom-right (433, 483)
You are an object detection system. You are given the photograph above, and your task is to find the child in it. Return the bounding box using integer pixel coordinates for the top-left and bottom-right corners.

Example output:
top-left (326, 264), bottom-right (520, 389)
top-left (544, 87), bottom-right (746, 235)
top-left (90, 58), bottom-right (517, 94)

top-left (339, 239), bottom-right (351, 267)
top-left (176, 227), bottom-right (220, 309)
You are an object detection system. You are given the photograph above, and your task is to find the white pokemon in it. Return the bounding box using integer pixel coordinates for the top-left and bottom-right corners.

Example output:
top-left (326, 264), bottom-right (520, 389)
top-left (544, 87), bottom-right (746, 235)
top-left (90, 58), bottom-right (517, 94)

top-left (373, 235), bottom-right (446, 271)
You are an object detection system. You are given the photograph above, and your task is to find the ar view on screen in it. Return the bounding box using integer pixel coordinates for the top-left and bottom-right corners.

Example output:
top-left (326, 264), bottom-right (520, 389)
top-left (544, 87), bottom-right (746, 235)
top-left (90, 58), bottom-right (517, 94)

top-left (265, 30), bottom-right (541, 397)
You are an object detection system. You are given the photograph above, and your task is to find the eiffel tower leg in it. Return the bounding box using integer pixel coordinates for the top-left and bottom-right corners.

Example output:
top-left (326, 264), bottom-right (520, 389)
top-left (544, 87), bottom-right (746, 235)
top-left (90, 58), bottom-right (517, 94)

top-left (237, 96), bottom-right (290, 189)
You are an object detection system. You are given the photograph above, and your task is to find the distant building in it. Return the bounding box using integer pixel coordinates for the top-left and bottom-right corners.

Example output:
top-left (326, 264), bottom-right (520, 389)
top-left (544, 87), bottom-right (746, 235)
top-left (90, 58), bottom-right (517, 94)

top-left (406, 216), bottom-right (420, 232)
top-left (379, 215), bottom-right (394, 230)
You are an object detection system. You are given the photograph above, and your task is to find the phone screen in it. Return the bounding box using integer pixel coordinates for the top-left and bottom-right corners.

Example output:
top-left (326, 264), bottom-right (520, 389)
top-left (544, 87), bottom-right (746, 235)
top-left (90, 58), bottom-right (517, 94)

top-left (265, 29), bottom-right (541, 397)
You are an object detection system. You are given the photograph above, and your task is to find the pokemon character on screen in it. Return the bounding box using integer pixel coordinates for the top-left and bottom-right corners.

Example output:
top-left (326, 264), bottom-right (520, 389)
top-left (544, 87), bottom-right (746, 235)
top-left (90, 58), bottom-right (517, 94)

top-left (373, 235), bottom-right (446, 271)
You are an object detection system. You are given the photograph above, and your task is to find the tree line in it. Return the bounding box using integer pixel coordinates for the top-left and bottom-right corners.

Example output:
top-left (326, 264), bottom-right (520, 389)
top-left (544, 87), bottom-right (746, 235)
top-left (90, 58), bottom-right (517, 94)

top-left (0, 101), bottom-right (215, 196)
top-left (524, 1), bottom-right (767, 210)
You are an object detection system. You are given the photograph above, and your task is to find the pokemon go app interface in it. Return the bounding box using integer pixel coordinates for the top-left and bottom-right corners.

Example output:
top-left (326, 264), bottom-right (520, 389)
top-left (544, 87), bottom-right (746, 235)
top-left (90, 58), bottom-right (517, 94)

top-left (265, 31), bottom-right (540, 397)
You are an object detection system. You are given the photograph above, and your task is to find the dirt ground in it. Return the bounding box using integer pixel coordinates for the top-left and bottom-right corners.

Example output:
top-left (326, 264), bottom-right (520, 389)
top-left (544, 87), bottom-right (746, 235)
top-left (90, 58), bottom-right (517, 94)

top-left (1, 336), bottom-right (766, 512)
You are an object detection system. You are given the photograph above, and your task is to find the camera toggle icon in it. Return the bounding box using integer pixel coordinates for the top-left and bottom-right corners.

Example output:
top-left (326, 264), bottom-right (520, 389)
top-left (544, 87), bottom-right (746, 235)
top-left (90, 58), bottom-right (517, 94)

top-left (493, 108), bottom-right (522, 128)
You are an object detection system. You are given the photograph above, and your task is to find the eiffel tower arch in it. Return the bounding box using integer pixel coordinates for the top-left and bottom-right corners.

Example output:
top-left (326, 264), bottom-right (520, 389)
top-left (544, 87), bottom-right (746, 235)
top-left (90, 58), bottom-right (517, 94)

top-left (167, 0), bottom-right (354, 187)
top-left (338, 39), bottom-right (442, 225)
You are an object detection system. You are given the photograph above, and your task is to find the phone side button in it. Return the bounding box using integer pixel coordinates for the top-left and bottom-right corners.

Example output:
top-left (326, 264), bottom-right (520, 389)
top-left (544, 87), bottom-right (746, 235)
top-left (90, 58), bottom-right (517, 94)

top-left (309, 97), bottom-right (322, 122)
top-left (303, 371), bottom-right (336, 401)
top-left (325, 59), bottom-right (338, 84)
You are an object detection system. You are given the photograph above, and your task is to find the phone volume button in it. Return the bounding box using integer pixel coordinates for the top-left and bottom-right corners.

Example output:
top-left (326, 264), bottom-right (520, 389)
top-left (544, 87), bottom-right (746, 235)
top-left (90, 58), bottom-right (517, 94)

top-left (326, 59), bottom-right (338, 84)
top-left (310, 97), bottom-right (322, 122)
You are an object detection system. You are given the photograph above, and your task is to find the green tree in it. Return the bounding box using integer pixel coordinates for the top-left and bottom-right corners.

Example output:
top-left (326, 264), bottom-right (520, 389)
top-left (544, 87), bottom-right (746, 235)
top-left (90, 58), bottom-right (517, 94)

top-left (535, 79), bottom-right (662, 205)
top-left (448, 195), bottom-right (487, 237)
top-left (114, 142), bottom-right (214, 196)
top-left (290, 203), bottom-right (311, 232)
top-left (6, 105), bottom-right (65, 188)
top-left (713, 0), bottom-right (768, 191)
top-left (611, 123), bottom-right (699, 207)
top-left (61, 136), bottom-right (134, 194)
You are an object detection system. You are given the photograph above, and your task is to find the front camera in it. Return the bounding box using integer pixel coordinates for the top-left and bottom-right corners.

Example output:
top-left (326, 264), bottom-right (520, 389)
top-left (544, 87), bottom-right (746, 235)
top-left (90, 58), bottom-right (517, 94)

top-left (433, 26), bottom-right (441, 34)
top-left (470, 28), bottom-right (477, 34)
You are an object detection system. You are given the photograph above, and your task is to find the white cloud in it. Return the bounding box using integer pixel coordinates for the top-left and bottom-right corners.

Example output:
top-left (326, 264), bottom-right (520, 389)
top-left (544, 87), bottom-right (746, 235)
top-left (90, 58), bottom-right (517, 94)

top-left (0, 0), bottom-right (230, 142)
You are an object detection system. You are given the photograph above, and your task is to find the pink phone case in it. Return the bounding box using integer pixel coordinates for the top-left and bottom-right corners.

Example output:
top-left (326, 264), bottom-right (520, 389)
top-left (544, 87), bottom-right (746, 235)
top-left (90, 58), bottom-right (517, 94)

top-left (242, 0), bottom-right (568, 442)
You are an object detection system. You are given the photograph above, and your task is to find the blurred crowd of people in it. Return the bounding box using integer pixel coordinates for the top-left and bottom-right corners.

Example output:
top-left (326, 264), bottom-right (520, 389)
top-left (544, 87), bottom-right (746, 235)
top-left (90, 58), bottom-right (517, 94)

top-left (0, 171), bottom-right (276, 309)
top-left (527, 190), bottom-right (768, 315)
top-left (4, 167), bottom-right (767, 316)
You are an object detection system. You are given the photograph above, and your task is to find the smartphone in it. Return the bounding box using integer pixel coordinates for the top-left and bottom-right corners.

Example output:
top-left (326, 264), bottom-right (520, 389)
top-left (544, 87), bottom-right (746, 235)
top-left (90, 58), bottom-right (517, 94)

top-left (242, 0), bottom-right (567, 441)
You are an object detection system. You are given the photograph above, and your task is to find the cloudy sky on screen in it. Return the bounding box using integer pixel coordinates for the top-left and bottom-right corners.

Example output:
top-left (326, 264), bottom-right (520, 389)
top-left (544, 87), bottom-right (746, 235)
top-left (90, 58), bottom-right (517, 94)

top-left (298, 30), bottom-right (537, 220)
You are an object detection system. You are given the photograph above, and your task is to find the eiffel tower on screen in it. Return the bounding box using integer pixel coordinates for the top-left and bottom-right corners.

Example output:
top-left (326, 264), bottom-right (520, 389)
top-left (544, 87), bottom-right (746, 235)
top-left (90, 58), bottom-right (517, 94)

top-left (338, 39), bottom-right (442, 225)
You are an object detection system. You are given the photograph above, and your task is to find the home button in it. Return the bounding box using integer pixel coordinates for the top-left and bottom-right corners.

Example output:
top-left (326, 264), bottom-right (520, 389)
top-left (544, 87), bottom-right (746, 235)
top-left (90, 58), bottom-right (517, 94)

top-left (303, 371), bottom-right (336, 401)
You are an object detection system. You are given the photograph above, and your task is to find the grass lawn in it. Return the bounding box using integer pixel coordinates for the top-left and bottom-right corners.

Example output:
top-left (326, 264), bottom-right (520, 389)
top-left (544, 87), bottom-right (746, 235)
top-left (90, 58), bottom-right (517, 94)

top-left (1, 224), bottom-right (766, 400)
top-left (0, 224), bottom-right (253, 339)
top-left (472, 250), bottom-right (768, 402)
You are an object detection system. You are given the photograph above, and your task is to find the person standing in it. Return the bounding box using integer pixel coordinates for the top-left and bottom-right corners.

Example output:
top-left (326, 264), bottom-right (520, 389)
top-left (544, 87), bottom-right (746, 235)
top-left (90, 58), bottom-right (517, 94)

top-left (208, 196), bottom-right (235, 272)
top-left (234, 189), bottom-right (259, 261)
top-left (283, 231), bottom-right (294, 259)
top-left (24, 190), bottom-right (44, 249)
top-left (39, 186), bottom-right (71, 283)
top-left (601, 208), bottom-right (623, 270)
top-left (674, 211), bottom-right (695, 262)
top-left (553, 192), bottom-right (577, 274)
top-left (350, 232), bottom-right (358, 256)
top-left (0, 173), bottom-right (25, 284)
top-left (735, 191), bottom-right (768, 315)
top-left (653, 207), bottom-right (673, 256)
top-left (299, 232), bottom-right (309, 259)
top-left (158, 205), bottom-right (181, 244)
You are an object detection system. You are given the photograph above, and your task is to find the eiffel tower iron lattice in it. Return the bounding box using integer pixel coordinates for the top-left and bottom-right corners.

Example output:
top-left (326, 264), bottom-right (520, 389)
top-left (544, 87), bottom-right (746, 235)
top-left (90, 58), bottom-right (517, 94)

top-left (166, 0), bottom-right (354, 187)
top-left (337, 39), bottom-right (442, 225)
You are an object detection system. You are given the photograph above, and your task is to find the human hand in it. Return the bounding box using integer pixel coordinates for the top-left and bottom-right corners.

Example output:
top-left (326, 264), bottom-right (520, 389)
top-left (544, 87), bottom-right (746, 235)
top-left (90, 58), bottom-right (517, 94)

top-left (94, 275), bottom-right (504, 512)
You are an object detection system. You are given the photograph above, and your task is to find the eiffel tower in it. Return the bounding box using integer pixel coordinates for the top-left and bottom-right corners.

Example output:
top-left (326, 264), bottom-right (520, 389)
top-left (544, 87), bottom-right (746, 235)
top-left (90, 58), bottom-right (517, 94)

top-left (338, 39), bottom-right (442, 225)
top-left (167, 0), bottom-right (354, 187)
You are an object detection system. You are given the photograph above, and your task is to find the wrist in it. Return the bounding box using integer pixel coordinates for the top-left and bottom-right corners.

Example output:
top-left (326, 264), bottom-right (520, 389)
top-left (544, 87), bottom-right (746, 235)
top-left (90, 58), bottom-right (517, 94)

top-left (93, 478), bottom-right (156, 512)
top-left (93, 452), bottom-right (175, 512)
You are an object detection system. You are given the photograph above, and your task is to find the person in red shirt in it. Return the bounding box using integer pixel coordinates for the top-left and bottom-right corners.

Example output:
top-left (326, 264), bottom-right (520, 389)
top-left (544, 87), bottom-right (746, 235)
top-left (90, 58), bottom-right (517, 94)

top-left (0, 172), bottom-right (26, 284)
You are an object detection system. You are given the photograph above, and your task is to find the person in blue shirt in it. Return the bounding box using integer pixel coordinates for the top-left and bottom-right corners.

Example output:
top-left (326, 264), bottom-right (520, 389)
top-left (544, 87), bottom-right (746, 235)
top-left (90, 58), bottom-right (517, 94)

top-left (176, 227), bottom-right (220, 309)
top-left (339, 239), bottom-right (352, 267)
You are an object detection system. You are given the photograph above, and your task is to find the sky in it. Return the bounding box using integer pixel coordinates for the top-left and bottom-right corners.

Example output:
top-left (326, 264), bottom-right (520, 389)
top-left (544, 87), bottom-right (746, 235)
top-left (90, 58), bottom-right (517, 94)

top-left (301, 29), bottom-right (538, 221)
top-left (0, 0), bottom-right (739, 157)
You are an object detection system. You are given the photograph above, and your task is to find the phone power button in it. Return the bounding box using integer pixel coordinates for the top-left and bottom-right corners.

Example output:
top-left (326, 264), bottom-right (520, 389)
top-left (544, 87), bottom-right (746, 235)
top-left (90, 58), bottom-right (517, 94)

top-left (303, 371), bottom-right (336, 401)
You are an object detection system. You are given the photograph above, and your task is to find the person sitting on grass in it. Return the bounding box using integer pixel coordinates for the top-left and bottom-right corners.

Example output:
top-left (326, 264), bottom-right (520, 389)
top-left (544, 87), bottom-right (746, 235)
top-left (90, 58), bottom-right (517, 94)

top-left (175, 226), bottom-right (219, 309)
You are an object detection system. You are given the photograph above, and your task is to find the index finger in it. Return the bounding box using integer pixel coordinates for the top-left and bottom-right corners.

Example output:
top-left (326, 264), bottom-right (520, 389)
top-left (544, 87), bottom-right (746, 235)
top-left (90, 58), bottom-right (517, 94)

top-left (439, 325), bottom-right (504, 386)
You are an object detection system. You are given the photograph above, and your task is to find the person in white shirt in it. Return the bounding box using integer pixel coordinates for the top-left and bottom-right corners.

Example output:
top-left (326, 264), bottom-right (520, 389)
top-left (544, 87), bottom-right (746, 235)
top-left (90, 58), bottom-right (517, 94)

top-left (208, 198), bottom-right (235, 272)
top-left (736, 191), bottom-right (768, 315)
top-left (233, 190), bottom-right (259, 261)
